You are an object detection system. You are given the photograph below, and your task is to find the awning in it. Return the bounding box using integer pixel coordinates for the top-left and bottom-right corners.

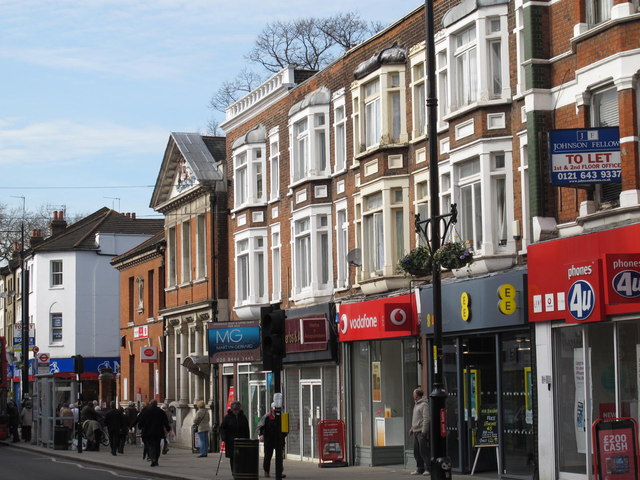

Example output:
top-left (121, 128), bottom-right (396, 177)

top-left (182, 355), bottom-right (210, 379)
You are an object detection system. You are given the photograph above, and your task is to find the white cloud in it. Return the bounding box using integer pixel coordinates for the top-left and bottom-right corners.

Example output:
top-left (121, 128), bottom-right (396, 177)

top-left (0, 118), bottom-right (168, 166)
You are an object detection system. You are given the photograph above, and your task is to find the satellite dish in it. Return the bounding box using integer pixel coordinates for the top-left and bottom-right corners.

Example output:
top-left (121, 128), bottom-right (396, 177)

top-left (346, 248), bottom-right (362, 267)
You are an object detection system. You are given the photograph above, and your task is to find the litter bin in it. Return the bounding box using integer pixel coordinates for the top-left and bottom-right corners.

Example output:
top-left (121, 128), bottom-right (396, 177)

top-left (232, 438), bottom-right (259, 480)
top-left (0, 415), bottom-right (8, 441)
top-left (54, 425), bottom-right (69, 450)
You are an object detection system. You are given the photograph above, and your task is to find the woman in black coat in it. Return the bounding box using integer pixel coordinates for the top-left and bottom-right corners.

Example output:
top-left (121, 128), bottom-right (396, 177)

top-left (220, 401), bottom-right (250, 472)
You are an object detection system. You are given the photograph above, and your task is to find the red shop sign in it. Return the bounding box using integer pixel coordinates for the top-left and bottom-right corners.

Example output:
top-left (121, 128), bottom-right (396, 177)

top-left (338, 294), bottom-right (417, 342)
top-left (317, 420), bottom-right (347, 467)
top-left (592, 417), bottom-right (639, 480)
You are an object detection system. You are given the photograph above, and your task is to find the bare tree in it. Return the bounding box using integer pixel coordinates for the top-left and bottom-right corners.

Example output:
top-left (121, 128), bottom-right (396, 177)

top-left (0, 204), bottom-right (51, 264)
top-left (209, 68), bottom-right (263, 113)
top-left (321, 11), bottom-right (374, 50)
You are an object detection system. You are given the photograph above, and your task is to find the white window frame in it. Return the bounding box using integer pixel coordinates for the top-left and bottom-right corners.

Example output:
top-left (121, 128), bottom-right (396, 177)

top-left (269, 131), bottom-right (280, 202)
top-left (196, 214), bottom-right (207, 280)
top-left (334, 199), bottom-right (349, 290)
top-left (233, 143), bottom-right (266, 210)
top-left (290, 206), bottom-right (333, 302)
top-left (167, 226), bottom-right (177, 287)
top-left (181, 220), bottom-right (191, 283)
top-left (517, 132), bottom-right (530, 251)
top-left (354, 179), bottom-right (409, 280)
top-left (351, 66), bottom-right (408, 155)
top-left (136, 276), bottom-right (144, 311)
top-left (270, 224), bottom-right (281, 302)
top-left (50, 259), bottom-right (63, 287)
top-left (413, 171), bottom-right (430, 246)
top-left (234, 228), bottom-right (268, 308)
top-left (333, 96), bottom-right (347, 174)
top-left (51, 312), bottom-right (63, 344)
top-left (410, 51), bottom-right (427, 139)
top-left (289, 106), bottom-right (330, 184)
top-left (587, 0), bottom-right (612, 26)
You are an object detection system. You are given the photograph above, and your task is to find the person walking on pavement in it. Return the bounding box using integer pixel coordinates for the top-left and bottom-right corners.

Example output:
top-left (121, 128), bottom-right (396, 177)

top-left (137, 399), bottom-right (171, 467)
top-left (81, 401), bottom-right (103, 451)
top-left (124, 401), bottom-right (139, 445)
top-left (104, 401), bottom-right (125, 456)
top-left (193, 400), bottom-right (211, 457)
top-left (410, 388), bottom-right (431, 476)
top-left (7, 400), bottom-right (20, 442)
top-left (258, 403), bottom-right (287, 478)
top-left (118, 407), bottom-right (128, 454)
top-left (20, 399), bottom-right (34, 442)
top-left (220, 401), bottom-right (250, 473)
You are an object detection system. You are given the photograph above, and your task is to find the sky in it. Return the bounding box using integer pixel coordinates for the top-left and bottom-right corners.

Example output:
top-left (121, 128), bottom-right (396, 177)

top-left (0, 0), bottom-right (422, 221)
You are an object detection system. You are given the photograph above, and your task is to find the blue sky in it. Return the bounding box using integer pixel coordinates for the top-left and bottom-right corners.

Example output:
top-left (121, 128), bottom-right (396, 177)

top-left (0, 0), bottom-right (421, 219)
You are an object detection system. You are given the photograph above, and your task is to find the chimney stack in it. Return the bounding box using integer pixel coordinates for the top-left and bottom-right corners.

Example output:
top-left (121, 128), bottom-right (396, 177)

top-left (30, 229), bottom-right (44, 248)
top-left (50, 210), bottom-right (68, 236)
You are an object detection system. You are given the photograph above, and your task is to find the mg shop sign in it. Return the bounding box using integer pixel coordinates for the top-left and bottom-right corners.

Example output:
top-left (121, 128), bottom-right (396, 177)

top-left (338, 294), bottom-right (417, 342)
top-left (549, 127), bottom-right (621, 185)
top-left (207, 321), bottom-right (261, 363)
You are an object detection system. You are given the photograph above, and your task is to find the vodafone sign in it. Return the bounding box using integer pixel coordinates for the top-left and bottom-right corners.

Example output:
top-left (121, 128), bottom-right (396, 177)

top-left (338, 294), bottom-right (417, 342)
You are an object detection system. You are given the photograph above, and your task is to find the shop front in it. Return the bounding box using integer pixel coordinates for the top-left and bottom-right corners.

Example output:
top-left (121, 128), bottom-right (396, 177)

top-left (282, 303), bottom-right (339, 461)
top-left (420, 269), bottom-right (535, 478)
top-left (338, 294), bottom-right (419, 467)
top-left (528, 223), bottom-right (640, 480)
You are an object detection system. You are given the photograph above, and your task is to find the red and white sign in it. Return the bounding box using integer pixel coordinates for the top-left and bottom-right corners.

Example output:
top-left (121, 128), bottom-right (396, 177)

top-left (32, 346), bottom-right (39, 354)
top-left (37, 353), bottom-right (50, 365)
top-left (338, 294), bottom-right (417, 342)
top-left (529, 223), bottom-right (640, 323)
top-left (133, 325), bottom-right (148, 340)
top-left (140, 346), bottom-right (157, 363)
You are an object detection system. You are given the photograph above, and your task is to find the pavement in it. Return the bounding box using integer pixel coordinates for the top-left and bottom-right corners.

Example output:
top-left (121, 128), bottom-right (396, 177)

top-left (0, 439), bottom-right (499, 480)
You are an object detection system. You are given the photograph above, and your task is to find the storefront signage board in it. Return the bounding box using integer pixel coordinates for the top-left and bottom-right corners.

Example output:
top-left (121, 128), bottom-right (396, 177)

top-left (140, 346), bottom-right (157, 363)
top-left (338, 294), bottom-right (417, 342)
top-left (528, 224), bottom-right (640, 323)
top-left (549, 127), bottom-right (621, 185)
top-left (420, 270), bottom-right (526, 334)
top-left (207, 321), bottom-right (261, 363)
top-left (318, 419), bottom-right (347, 465)
top-left (592, 418), bottom-right (639, 480)
top-left (285, 314), bottom-right (329, 353)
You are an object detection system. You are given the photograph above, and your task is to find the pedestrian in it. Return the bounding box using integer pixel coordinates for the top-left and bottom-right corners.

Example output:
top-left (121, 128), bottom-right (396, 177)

top-left (409, 388), bottom-right (430, 476)
top-left (20, 400), bottom-right (34, 442)
top-left (220, 401), bottom-right (250, 473)
top-left (258, 403), bottom-right (287, 478)
top-left (81, 401), bottom-right (102, 451)
top-left (118, 407), bottom-right (128, 454)
top-left (7, 400), bottom-right (21, 442)
top-left (104, 401), bottom-right (125, 456)
top-left (59, 402), bottom-right (73, 442)
top-left (160, 403), bottom-right (172, 455)
top-left (124, 401), bottom-right (139, 445)
top-left (137, 399), bottom-right (171, 467)
top-left (193, 400), bottom-right (211, 457)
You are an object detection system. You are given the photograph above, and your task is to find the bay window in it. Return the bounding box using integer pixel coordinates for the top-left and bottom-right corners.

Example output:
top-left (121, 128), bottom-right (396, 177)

top-left (234, 229), bottom-right (268, 308)
top-left (364, 79), bottom-right (381, 149)
top-left (411, 59), bottom-right (427, 138)
top-left (271, 226), bottom-right (281, 302)
top-left (289, 88), bottom-right (330, 184)
top-left (457, 158), bottom-right (483, 251)
top-left (455, 25), bottom-right (478, 108)
top-left (291, 206), bottom-right (333, 302)
top-left (334, 102), bottom-right (347, 172)
top-left (335, 201), bottom-right (349, 290)
top-left (587, 0), bottom-right (612, 26)
top-left (269, 133), bottom-right (280, 201)
top-left (232, 126), bottom-right (266, 210)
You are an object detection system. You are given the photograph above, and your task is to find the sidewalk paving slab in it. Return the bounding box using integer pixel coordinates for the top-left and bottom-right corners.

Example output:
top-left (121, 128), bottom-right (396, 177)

top-left (0, 440), bottom-right (498, 480)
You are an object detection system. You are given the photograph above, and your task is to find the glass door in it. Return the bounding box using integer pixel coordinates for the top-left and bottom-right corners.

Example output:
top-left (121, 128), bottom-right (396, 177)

top-left (301, 380), bottom-right (322, 460)
top-left (249, 380), bottom-right (267, 438)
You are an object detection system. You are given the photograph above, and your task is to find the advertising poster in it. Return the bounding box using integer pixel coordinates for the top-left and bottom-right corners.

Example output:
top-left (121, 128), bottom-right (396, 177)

top-left (372, 361), bottom-right (381, 402)
top-left (318, 419), bottom-right (346, 463)
top-left (594, 420), bottom-right (638, 480)
top-left (575, 348), bottom-right (587, 454)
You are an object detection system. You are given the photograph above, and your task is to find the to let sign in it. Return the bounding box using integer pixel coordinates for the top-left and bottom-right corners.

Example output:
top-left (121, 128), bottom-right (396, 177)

top-left (133, 325), bottom-right (148, 340)
top-left (549, 127), bottom-right (621, 185)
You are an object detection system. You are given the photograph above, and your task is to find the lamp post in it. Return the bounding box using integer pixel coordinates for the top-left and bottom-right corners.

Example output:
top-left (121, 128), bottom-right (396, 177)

top-left (423, 0), bottom-right (452, 477)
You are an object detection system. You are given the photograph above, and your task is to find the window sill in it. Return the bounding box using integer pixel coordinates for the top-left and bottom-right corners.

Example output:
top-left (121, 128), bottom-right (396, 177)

top-left (165, 286), bottom-right (178, 292)
top-left (127, 322), bottom-right (134, 327)
top-left (193, 277), bottom-right (207, 285)
top-left (268, 197), bottom-right (281, 205)
top-left (288, 174), bottom-right (332, 190)
top-left (443, 98), bottom-right (511, 123)
top-left (354, 141), bottom-right (409, 160)
top-left (49, 343), bottom-right (64, 347)
top-left (230, 202), bottom-right (268, 215)
top-left (49, 285), bottom-right (64, 290)
top-left (178, 281), bottom-right (192, 288)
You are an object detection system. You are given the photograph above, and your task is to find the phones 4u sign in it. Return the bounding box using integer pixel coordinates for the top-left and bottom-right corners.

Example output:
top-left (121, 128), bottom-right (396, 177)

top-left (549, 127), bottom-right (621, 185)
top-left (592, 417), bottom-right (639, 480)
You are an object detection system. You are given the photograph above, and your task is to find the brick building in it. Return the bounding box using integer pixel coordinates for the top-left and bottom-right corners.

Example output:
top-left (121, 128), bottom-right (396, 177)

top-left (111, 231), bottom-right (166, 407)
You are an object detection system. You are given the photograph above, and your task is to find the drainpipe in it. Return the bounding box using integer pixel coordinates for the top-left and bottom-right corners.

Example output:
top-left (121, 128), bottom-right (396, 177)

top-left (209, 189), bottom-right (220, 452)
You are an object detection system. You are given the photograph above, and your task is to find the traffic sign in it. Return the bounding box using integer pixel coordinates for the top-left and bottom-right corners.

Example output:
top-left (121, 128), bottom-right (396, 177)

top-left (32, 346), bottom-right (39, 354)
top-left (37, 353), bottom-right (50, 365)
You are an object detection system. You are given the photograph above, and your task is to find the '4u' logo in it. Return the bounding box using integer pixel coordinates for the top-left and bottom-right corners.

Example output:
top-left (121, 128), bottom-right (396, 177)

top-left (568, 280), bottom-right (595, 321)
top-left (612, 270), bottom-right (640, 298)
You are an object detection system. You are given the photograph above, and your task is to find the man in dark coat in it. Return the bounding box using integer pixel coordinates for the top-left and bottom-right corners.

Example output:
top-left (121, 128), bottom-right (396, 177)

top-left (137, 399), bottom-right (170, 467)
top-left (220, 401), bottom-right (250, 473)
top-left (124, 401), bottom-right (138, 445)
top-left (104, 401), bottom-right (124, 456)
top-left (7, 401), bottom-right (20, 442)
top-left (258, 403), bottom-right (287, 478)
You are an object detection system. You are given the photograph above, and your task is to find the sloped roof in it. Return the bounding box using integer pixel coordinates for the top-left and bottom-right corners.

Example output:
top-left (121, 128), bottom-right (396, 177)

top-left (150, 133), bottom-right (226, 210)
top-left (30, 208), bottom-right (164, 253)
top-left (111, 230), bottom-right (165, 267)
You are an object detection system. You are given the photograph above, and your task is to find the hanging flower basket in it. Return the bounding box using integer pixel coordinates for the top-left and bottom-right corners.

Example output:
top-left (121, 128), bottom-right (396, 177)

top-left (433, 241), bottom-right (474, 270)
top-left (398, 245), bottom-right (432, 277)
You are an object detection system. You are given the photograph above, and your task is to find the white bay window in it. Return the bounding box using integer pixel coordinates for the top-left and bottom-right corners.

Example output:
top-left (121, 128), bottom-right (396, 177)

top-left (232, 125), bottom-right (267, 210)
top-left (234, 229), bottom-right (268, 310)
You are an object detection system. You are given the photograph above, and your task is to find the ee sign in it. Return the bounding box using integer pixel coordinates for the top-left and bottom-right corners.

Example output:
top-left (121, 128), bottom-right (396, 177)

top-left (549, 127), bottom-right (621, 185)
